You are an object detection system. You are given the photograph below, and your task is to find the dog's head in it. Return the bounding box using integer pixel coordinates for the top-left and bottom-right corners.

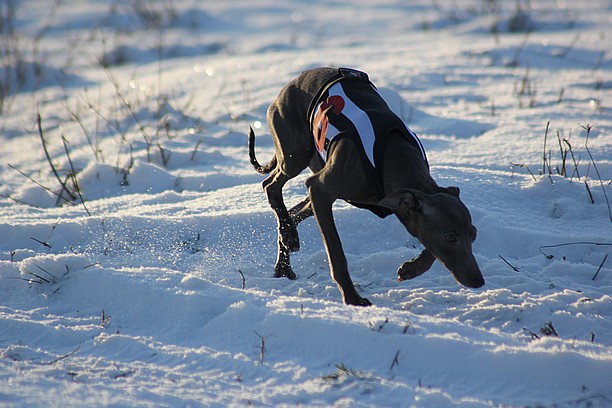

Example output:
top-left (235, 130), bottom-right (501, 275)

top-left (379, 188), bottom-right (484, 288)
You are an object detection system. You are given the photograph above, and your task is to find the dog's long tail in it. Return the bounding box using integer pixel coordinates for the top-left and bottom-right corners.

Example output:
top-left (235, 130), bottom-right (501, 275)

top-left (248, 126), bottom-right (277, 174)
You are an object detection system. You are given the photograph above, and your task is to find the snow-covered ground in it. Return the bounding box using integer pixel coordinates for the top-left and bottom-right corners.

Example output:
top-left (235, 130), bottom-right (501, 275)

top-left (1, 0), bottom-right (611, 406)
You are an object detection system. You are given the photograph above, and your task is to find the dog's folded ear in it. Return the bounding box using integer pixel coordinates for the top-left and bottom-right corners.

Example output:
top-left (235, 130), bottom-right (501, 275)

top-left (379, 189), bottom-right (424, 211)
top-left (445, 186), bottom-right (460, 197)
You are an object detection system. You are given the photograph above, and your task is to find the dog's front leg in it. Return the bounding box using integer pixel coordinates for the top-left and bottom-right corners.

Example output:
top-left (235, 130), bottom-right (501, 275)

top-left (397, 248), bottom-right (436, 281)
top-left (306, 178), bottom-right (371, 306)
top-left (288, 197), bottom-right (313, 224)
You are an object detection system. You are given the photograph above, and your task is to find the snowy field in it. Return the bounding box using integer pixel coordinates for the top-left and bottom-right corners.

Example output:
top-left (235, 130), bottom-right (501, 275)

top-left (1, 0), bottom-right (611, 406)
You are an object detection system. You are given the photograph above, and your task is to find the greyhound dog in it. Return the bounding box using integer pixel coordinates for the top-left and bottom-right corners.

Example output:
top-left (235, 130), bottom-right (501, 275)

top-left (248, 67), bottom-right (484, 306)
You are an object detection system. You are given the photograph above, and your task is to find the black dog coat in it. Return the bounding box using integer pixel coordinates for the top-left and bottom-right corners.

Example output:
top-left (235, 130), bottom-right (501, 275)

top-left (308, 68), bottom-right (427, 217)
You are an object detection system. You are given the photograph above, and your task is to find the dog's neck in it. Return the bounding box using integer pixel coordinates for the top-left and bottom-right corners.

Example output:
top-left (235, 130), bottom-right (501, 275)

top-left (382, 130), bottom-right (441, 195)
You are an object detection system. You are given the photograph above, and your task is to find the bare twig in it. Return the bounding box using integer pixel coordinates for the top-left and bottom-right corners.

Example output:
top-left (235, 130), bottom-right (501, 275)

top-left (509, 33), bottom-right (530, 67)
top-left (157, 143), bottom-right (170, 166)
top-left (371, 318), bottom-right (389, 332)
top-left (237, 269), bottom-right (246, 289)
top-left (84, 263), bottom-right (100, 269)
top-left (557, 87), bottom-right (564, 104)
top-left (47, 346), bottom-right (80, 365)
top-left (538, 241), bottom-right (612, 259)
top-left (1, 277), bottom-right (43, 284)
top-left (31, 237), bottom-right (52, 248)
top-left (101, 310), bottom-right (111, 329)
top-left (79, 92), bottom-right (127, 142)
top-left (113, 370), bottom-right (136, 379)
top-left (499, 255), bottom-right (520, 272)
top-left (557, 34), bottom-right (580, 58)
top-left (30, 221), bottom-right (59, 249)
top-left (390, 349), bottom-right (401, 370)
top-left (592, 253), bottom-right (608, 281)
top-left (190, 139), bottom-right (203, 161)
top-left (65, 101), bottom-right (102, 162)
top-left (34, 263), bottom-right (57, 281)
top-left (523, 327), bottom-right (540, 340)
top-left (403, 320), bottom-right (416, 334)
top-left (556, 131), bottom-right (567, 176)
top-left (591, 50), bottom-right (604, 73)
top-left (322, 364), bottom-right (361, 382)
top-left (253, 331), bottom-right (267, 365)
top-left (23, 270), bottom-right (50, 283)
top-left (584, 180), bottom-right (595, 204)
top-left (0, 193), bottom-right (33, 206)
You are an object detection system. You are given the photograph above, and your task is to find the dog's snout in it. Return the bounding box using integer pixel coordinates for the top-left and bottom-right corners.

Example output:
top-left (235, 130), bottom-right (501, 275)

top-left (465, 274), bottom-right (485, 288)
top-left (455, 265), bottom-right (485, 288)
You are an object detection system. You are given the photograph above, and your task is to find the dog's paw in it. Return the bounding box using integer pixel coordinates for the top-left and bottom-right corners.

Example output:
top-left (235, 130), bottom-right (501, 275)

top-left (396, 260), bottom-right (428, 281)
top-left (274, 264), bottom-right (297, 280)
top-left (344, 295), bottom-right (372, 307)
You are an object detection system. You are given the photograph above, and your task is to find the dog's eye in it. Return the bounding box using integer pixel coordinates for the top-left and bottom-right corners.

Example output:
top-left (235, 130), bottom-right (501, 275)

top-left (445, 233), bottom-right (457, 243)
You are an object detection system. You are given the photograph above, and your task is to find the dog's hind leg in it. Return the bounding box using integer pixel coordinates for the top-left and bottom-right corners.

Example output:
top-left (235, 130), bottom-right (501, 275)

top-left (262, 168), bottom-right (303, 279)
top-left (262, 169), bottom-right (300, 253)
top-left (269, 197), bottom-right (313, 280)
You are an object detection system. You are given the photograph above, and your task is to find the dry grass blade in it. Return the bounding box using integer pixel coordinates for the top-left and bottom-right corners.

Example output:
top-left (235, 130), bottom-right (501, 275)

top-left (102, 64), bottom-right (153, 162)
top-left (539, 322), bottom-right (559, 337)
top-left (47, 346), bottom-right (80, 365)
top-left (37, 110), bottom-right (76, 202)
top-left (62, 136), bottom-right (91, 216)
top-left (563, 137), bottom-right (580, 180)
top-left (7, 164), bottom-right (73, 205)
top-left (542, 121), bottom-right (550, 175)
top-left (510, 162), bottom-right (536, 181)
top-left (581, 124), bottom-right (611, 222)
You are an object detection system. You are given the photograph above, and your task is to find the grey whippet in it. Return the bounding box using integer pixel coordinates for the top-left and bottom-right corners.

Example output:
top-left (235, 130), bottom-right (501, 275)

top-left (248, 67), bottom-right (484, 306)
